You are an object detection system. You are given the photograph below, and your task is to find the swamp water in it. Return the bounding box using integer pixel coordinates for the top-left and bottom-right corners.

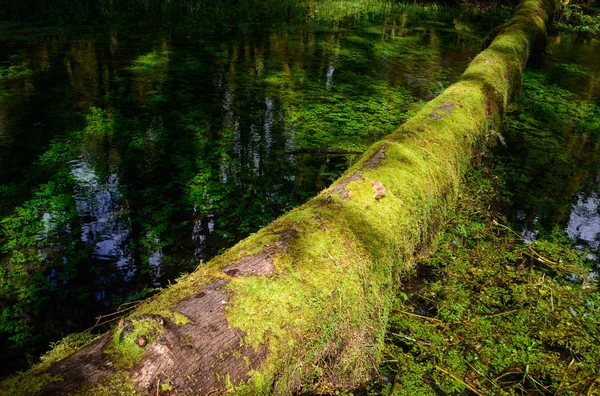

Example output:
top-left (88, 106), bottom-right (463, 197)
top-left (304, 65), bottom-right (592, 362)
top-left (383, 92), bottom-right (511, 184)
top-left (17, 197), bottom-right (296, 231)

top-left (0, 16), bottom-right (480, 375)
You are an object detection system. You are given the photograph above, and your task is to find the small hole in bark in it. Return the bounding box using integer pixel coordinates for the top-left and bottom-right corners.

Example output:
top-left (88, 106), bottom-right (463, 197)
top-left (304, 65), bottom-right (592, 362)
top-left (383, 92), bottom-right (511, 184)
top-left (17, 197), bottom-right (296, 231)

top-left (136, 335), bottom-right (148, 347)
top-left (194, 292), bottom-right (206, 298)
top-left (224, 269), bottom-right (240, 277)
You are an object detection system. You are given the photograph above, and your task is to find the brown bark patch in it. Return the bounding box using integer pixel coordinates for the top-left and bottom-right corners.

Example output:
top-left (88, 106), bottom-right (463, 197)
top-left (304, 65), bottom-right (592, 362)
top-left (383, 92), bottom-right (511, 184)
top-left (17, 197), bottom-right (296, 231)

top-left (364, 145), bottom-right (387, 169)
top-left (40, 334), bottom-right (115, 396)
top-left (131, 279), bottom-right (267, 394)
top-left (223, 254), bottom-right (274, 277)
top-left (222, 229), bottom-right (297, 277)
top-left (330, 173), bottom-right (364, 200)
top-left (429, 101), bottom-right (457, 119)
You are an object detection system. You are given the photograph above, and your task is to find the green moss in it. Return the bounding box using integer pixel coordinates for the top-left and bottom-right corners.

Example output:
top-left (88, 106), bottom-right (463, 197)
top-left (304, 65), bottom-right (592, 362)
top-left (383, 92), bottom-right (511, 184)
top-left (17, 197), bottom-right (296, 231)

top-left (105, 317), bottom-right (165, 369)
top-left (72, 372), bottom-right (140, 396)
top-left (1, 0), bottom-right (559, 393)
top-left (132, 267), bottom-right (217, 324)
top-left (0, 332), bottom-right (102, 395)
top-left (42, 333), bottom-right (102, 365)
top-left (0, 371), bottom-right (62, 396)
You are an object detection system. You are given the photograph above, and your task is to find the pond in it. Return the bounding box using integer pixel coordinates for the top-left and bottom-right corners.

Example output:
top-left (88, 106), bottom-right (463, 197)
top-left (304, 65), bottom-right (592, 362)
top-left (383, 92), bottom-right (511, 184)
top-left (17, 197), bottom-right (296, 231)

top-left (0, 12), bottom-right (482, 375)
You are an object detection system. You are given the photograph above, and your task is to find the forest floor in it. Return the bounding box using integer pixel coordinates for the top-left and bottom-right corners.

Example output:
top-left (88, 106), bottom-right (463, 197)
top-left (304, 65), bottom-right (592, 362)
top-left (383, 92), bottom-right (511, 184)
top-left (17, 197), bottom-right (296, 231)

top-left (371, 163), bottom-right (600, 395)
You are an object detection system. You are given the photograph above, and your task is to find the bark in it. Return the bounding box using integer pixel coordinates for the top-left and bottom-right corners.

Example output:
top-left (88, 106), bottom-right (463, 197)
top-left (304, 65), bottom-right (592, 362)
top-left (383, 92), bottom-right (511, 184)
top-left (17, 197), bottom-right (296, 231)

top-left (1, 1), bottom-right (558, 395)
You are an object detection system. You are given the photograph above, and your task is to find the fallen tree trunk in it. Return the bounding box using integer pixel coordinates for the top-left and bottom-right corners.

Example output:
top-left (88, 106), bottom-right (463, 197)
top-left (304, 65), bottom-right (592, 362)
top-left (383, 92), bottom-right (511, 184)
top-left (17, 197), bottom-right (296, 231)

top-left (1, 1), bottom-right (558, 394)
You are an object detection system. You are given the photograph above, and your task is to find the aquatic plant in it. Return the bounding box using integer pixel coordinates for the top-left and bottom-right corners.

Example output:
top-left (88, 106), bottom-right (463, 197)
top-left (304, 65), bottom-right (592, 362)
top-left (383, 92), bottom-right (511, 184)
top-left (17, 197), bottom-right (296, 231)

top-left (0, 0), bottom-right (559, 393)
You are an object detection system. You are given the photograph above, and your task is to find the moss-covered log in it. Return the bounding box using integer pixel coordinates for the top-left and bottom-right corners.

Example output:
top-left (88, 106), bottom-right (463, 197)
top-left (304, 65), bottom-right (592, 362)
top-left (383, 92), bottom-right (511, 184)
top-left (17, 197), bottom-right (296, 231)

top-left (1, 1), bottom-right (558, 394)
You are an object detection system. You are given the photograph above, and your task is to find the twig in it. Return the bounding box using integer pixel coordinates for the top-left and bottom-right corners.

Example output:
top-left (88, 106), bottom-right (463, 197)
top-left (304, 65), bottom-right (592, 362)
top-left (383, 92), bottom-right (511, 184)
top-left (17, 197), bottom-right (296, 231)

top-left (435, 365), bottom-right (484, 396)
top-left (82, 315), bottom-right (123, 333)
top-left (586, 377), bottom-right (599, 396)
top-left (117, 300), bottom-right (144, 311)
top-left (84, 287), bottom-right (168, 333)
top-left (391, 332), bottom-right (434, 347)
top-left (554, 359), bottom-right (575, 396)
top-left (492, 220), bottom-right (581, 272)
top-left (84, 302), bottom-right (143, 333)
top-left (394, 310), bottom-right (444, 323)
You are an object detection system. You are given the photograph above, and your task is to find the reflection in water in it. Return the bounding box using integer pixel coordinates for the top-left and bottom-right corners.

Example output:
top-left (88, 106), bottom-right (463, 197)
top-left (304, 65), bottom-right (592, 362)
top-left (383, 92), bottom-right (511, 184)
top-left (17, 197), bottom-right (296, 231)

top-left (326, 60), bottom-right (335, 91)
top-left (70, 158), bottom-right (134, 281)
top-left (567, 191), bottom-right (600, 250)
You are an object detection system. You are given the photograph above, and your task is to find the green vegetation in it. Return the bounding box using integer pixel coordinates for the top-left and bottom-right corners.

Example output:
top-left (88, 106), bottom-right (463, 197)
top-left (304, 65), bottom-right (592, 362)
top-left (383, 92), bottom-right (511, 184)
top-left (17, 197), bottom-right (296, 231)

top-left (3, 0), bottom-right (594, 393)
top-left (557, 1), bottom-right (600, 37)
top-left (217, 0), bottom-right (559, 392)
top-left (495, 70), bottom-right (600, 234)
top-left (0, 0), bottom-right (513, 30)
top-left (1, 0), bottom-right (558, 392)
top-left (379, 166), bottom-right (600, 395)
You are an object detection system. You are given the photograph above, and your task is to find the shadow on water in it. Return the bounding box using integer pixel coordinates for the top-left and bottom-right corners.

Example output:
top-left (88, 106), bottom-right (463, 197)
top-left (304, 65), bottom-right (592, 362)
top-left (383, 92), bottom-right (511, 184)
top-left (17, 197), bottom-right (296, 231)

top-left (0, 10), bottom-right (485, 376)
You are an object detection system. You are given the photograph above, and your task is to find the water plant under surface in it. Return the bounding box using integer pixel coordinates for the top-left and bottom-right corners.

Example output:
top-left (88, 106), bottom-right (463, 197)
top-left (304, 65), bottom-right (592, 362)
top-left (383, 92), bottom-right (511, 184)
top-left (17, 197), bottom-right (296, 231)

top-left (0, 0), bottom-right (559, 391)
top-left (2, 0), bottom-right (599, 392)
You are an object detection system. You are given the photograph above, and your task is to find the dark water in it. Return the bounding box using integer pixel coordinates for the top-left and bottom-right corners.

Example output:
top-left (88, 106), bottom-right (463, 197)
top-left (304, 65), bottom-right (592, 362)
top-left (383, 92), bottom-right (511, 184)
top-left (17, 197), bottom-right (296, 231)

top-left (495, 33), bottom-right (600, 255)
top-left (0, 16), bottom-right (481, 374)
